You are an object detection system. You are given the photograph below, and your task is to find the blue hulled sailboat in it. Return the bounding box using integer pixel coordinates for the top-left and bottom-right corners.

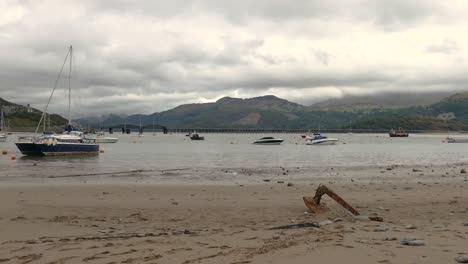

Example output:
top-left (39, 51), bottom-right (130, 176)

top-left (15, 46), bottom-right (99, 156)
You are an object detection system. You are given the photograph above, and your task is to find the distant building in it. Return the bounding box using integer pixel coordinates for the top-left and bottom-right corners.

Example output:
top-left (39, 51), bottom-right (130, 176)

top-left (26, 104), bottom-right (33, 113)
top-left (2, 105), bottom-right (16, 114)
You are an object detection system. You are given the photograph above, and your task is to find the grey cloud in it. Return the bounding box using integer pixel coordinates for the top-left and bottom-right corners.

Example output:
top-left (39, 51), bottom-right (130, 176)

top-left (2, 0), bottom-right (468, 117)
top-left (425, 38), bottom-right (460, 54)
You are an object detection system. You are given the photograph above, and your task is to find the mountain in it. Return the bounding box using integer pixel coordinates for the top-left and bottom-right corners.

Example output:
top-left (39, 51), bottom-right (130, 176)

top-left (76, 95), bottom-right (350, 129)
top-left (309, 92), bottom-right (453, 111)
top-left (74, 92), bottom-right (468, 131)
top-left (0, 97), bottom-right (67, 129)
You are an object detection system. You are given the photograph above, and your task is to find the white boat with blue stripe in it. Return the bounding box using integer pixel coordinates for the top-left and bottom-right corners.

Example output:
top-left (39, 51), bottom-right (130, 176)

top-left (306, 133), bottom-right (338, 145)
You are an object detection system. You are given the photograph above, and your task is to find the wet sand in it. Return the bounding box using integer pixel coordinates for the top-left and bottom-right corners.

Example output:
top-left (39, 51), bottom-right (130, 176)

top-left (0, 165), bottom-right (467, 264)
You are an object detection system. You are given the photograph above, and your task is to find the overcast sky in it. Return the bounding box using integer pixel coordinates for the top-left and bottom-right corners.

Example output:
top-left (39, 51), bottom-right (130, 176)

top-left (2, 0), bottom-right (468, 117)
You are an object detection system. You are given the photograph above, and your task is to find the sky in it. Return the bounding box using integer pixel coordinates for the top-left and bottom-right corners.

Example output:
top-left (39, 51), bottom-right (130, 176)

top-left (2, 0), bottom-right (468, 117)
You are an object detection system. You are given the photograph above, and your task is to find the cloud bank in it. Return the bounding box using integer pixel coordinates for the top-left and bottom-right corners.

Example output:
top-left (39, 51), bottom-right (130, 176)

top-left (2, 0), bottom-right (468, 117)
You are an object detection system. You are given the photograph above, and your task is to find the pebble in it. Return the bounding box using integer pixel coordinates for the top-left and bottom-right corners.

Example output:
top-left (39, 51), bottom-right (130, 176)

top-left (332, 217), bottom-right (343, 222)
top-left (463, 222), bottom-right (468, 226)
top-left (277, 181), bottom-right (284, 184)
top-left (287, 182), bottom-right (294, 187)
top-left (353, 215), bottom-right (370, 221)
top-left (461, 169), bottom-right (467, 174)
top-left (401, 237), bottom-right (425, 246)
top-left (272, 234), bottom-right (280, 240)
top-left (455, 255), bottom-right (468, 263)
top-left (318, 220), bottom-right (333, 227)
top-left (383, 237), bottom-right (397, 241)
top-left (374, 226), bottom-right (391, 232)
top-left (405, 224), bottom-right (417, 229)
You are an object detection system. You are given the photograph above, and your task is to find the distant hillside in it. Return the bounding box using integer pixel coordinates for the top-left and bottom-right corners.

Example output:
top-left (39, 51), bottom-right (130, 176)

top-left (0, 97), bottom-right (67, 129)
top-left (75, 92), bottom-right (468, 131)
top-left (309, 92), bottom-right (453, 111)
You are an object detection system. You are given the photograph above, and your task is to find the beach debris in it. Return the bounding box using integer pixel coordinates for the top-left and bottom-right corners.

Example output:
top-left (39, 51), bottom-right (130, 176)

top-left (272, 234), bottom-right (280, 239)
top-left (269, 222), bottom-right (320, 230)
top-left (303, 184), bottom-right (383, 222)
top-left (401, 237), bottom-right (425, 246)
top-left (277, 181), bottom-right (284, 184)
top-left (2, 149), bottom-right (7, 155)
top-left (461, 169), bottom-right (467, 174)
top-left (10, 154), bottom-right (16, 160)
top-left (405, 224), bottom-right (417, 229)
top-left (374, 225), bottom-right (391, 232)
top-left (463, 222), bottom-right (468, 226)
top-left (455, 255), bottom-right (468, 263)
top-left (412, 168), bottom-right (422, 172)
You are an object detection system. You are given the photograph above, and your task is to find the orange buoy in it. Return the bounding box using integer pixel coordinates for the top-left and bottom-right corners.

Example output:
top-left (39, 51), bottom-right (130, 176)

top-left (2, 149), bottom-right (8, 155)
top-left (10, 154), bottom-right (16, 160)
top-left (99, 147), bottom-right (105, 153)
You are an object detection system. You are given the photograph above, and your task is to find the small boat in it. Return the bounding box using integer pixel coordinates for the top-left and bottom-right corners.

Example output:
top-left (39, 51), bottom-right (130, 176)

top-left (306, 133), bottom-right (338, 145)
top-left (0, 107), bottom-right (7, 142)
top-left (253, 137), bottom-right (284, 145)
top-left (389, 127), bottom-right (409, 137)
top-left (445, 137), bottom-right (468, 143)
top-left (15, 46), bottom-right (100, 156)
top-left (190, 133), bottom-right (204, 140)
top-left (86, 132), bottom-right (119, 143)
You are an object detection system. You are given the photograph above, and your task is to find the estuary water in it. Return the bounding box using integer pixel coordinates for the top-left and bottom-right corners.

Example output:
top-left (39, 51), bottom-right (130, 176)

top-left (0, 132), bottom-right (467, 183)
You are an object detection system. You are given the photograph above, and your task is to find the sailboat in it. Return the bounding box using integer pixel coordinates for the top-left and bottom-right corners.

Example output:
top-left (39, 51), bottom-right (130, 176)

top-left (15, 46), bottom-right (100, 156)
top-left (138, 117), bottom-right (144, 137)
top-left (0, 107), bottom-right (7, 142)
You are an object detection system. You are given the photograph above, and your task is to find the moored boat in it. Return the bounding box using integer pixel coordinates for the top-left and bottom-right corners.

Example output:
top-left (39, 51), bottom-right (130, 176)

top-left (253, 137), bottom-right (284, 145)
top-left (306, 133), bottom-right (338, 145)
top-left (190, 133), bottom-right (204, 140)
top-left (85, 132), bottom-right (119, 143)
top-left (389, 127), bottom-right (409, 137)
top-left (445, 137), bottom-right (468, 143)
top-left (0, 107), bottom-right (7, 142)
top-left (15, 46), bottom-right (100, 156)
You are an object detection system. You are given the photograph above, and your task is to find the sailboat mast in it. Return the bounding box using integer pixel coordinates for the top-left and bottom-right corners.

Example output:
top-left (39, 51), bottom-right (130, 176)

top-left (68, 45), bottom-right (72, 125)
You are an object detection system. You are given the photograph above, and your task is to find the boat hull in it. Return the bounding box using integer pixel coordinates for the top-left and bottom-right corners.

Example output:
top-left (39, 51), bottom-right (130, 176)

top-left (253, 140), bottom-right (283, 145)
top-left (389, 134), bottom-right (408, 137)
top-left (16, 142), bottom-right (99, 156)
top-left (306, 139), bottom-right (338, 145)
top-left (446, 138), bottom-right (468, 143)
top-left (96, 137), bottom-right (118, 143)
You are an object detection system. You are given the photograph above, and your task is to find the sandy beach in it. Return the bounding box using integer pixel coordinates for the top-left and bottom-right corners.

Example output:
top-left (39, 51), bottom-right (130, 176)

top-left (0, 164), bottom-right (467, 264)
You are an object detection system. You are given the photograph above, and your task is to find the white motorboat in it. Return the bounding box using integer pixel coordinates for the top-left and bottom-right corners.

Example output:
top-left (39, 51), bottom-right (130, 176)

top-left (306, 133), bottom-right (338, 145)
top-left (253, 137), bottom-right (284, 145)
top-left (445, 137), bottom-right (468, 143)
top-left (86, 132), bottom-right (119, 143)
top-left (0, 107), bottom-right (7, 142)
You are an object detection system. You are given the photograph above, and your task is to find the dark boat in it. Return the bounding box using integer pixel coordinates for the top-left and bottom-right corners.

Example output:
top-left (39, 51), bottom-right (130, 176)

top-left (190, 133), bottom-right (204, 140)
top-left (389, 127), bottom-right (409, 137)
top-left (253, 137), bottom-right (284, 145)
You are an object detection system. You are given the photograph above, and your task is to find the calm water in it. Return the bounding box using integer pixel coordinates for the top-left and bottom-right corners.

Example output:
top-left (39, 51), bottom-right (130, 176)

top-left (0, 133), bottom-right (467, 182)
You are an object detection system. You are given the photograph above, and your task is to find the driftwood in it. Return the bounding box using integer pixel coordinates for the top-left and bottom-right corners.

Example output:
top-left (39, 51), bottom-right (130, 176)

top-left (269, 222), bottom-right (320, 230)
top-left (303, 184), bottom-right (383, 222)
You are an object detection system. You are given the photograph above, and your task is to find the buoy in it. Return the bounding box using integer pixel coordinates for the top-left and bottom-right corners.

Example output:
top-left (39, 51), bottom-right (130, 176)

top-left (2, 149), bottom-right (8, 155)
top-left (10, 154), bottom-right (16, 160)
top-left (99, 147), bottom-right (105, 153)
